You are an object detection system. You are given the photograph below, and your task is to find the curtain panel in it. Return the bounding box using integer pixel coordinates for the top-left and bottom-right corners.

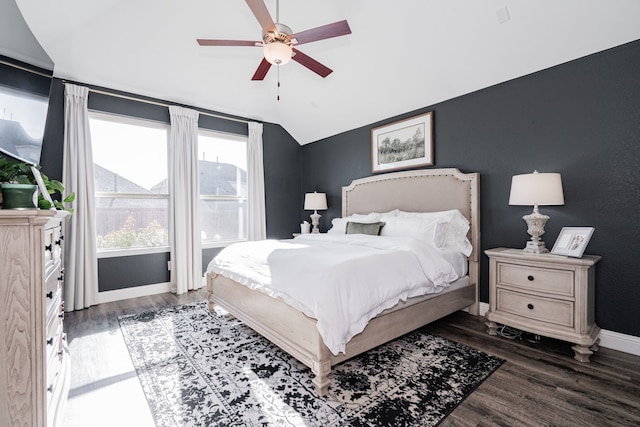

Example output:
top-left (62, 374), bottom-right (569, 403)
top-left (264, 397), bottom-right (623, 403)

top-left (248, 122), bottom-right (266, 240)
top-left (168, 106), bottom-right (202, 294)
top-left (62, 83), bottom-right (99, 311)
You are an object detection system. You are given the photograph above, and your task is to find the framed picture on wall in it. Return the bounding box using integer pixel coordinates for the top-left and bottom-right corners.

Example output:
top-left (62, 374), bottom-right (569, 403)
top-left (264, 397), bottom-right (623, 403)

top-left (551, 227), bottom-right (595, 258)
top-left (371, 111), bottom-right (434, 173)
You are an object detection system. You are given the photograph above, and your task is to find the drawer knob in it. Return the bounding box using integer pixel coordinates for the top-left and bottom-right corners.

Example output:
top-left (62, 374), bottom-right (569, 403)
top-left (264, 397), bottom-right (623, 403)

top-left (527, 303), bottom-right (534, 310)
top-left (45, 244), bottom-right (52, 252)
top-left (55, 240), bottom-right (62, 246)
top-left (46, 291), bottom-right (54, 299)
top-left (47, 337), bottom-right (54, 346)
top-left (47, 385), bottom-right (53, 393)
top-left (527, 275), bottom-right (534, 281)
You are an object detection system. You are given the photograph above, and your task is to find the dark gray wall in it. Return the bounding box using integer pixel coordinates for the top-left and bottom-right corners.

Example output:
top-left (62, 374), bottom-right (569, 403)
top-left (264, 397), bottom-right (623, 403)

top-left (301, 39), bottom-right (640, 338)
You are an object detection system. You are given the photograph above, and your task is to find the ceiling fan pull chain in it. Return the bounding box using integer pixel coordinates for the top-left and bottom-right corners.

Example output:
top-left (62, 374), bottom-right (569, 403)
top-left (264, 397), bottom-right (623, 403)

top-left (277, 66), bottom-right (281, 101)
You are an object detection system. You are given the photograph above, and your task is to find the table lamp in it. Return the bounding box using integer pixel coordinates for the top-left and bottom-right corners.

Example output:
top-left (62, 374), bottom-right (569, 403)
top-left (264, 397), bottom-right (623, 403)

top-left (509, 170), bottom-right (564, 253)
top-left (304, 192), bottom-right (328, 233)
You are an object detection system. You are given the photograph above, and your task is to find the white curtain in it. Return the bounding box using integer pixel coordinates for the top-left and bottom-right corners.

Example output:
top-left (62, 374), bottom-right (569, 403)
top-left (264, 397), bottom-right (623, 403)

top-left (168, 106), bottom-right (202, 294)
top-left (63, 83), bottom-right (99, 311)
top-left (248, 122), bottom-right (266, 240)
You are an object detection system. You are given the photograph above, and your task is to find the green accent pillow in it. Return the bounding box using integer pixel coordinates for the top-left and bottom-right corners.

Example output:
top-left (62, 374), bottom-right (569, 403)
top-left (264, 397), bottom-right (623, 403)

top-left (345, 221), bottom-right (386, 236)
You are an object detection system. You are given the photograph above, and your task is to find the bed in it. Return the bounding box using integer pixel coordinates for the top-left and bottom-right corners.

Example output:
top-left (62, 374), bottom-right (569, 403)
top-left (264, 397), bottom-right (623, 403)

top-left (206, 168), bottom-right (480, 395)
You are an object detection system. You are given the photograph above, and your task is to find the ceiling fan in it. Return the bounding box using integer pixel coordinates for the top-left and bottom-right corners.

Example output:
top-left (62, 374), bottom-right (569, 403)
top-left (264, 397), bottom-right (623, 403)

top-left (197, 0), bottom-right (351, 80)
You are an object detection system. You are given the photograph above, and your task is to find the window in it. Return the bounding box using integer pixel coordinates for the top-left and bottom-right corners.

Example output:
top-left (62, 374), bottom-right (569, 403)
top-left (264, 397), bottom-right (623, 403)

top-left (198, 130), bottom-right (248, 247)
top-left (89, 112), bottom-right (169, 255)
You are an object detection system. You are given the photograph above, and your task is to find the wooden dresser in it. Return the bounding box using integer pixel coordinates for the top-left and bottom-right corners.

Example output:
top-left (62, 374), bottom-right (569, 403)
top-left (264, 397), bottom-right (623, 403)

top-left (485, 247), bottom-right (601, 362)
top-left (0, 210), bottom-right (70, 427)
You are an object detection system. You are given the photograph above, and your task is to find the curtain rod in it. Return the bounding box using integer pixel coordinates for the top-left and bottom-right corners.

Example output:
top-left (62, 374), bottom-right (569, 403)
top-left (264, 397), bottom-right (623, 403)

top-left (0, 59), bottom-right (53, 79)
top-left (66, 82), bottom-right (251, 125)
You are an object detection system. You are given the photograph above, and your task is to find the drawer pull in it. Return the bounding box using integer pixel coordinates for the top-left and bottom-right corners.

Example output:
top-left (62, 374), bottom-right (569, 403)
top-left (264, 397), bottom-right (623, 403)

top-left (45, 244), bottom-right (52, 252)
top-left (59, 312), bottom-right (65, 320)
top-left (55, 239), bottom-right (61, 246)
top-left (47, 338), bottom-right (54, 346)
top-left (57, 275), bottom-right (64, 281)
top-left (527, 303), bottom-right (534, 310)
top-left (47, 385), bottom-right (53, 393)
top-left (527, 275), bottom-right (534, 281)
top-left (46, 291), bottom-right (54, 299)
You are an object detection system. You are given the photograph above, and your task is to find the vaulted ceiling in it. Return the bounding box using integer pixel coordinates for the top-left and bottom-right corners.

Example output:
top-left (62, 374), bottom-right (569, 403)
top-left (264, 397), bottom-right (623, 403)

top-left (7, 1), bottom-right (640, 145)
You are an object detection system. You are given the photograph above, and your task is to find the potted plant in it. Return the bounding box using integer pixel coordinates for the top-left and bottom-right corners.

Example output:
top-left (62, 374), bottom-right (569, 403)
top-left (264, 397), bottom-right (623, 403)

top-left (0, 158), bottom-right (75, 212)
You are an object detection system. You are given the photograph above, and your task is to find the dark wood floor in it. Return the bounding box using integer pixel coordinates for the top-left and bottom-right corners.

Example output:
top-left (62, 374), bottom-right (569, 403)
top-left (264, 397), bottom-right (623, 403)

top-left (63, 290), bottom-right (640, 427)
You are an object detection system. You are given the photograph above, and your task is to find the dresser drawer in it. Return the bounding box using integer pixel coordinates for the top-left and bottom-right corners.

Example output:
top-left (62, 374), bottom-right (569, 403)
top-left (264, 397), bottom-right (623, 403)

top-left (44, 222), bottom-right (62, 275)
top-left (496, 288), bottom-right (574, 328)
top-left (497, 262), bottom-right (574, 297)
top-left (46, 338), bottom-right (64, 410)
top-left (45, 266), bottom-right (62, 319)
top-left (45, 302), bottom-right (64, 361)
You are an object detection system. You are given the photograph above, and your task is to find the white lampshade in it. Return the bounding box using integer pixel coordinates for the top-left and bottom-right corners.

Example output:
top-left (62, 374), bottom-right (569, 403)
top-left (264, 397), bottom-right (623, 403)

top-left (263, 41), bottom-right (292, 65)
top-left (509, 171), bottom-right (564, 206)
top-left (304, 192), bottom-right (327, 211)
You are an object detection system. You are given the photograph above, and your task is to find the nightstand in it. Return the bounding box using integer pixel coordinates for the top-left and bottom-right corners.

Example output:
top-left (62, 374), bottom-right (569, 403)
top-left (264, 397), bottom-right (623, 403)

top-left (485, 248), bottom-right (601, 362)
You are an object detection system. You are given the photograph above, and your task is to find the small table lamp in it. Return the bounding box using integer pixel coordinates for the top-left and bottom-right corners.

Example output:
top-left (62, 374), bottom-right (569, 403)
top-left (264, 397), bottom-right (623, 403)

top-left (509, 170), bottom-right (564, 254)
top-left (304, 191), bottom-right (328, 233)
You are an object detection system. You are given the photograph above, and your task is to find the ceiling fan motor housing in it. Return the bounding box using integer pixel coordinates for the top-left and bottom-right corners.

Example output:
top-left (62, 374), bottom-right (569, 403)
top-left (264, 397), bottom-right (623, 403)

top-left (264, 23), bottom-right (293, 45)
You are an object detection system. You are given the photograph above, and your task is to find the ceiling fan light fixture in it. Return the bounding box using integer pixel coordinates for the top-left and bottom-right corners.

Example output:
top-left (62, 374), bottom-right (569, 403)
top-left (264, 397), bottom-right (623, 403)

top-left (263, 41), bottom-right (292, 65)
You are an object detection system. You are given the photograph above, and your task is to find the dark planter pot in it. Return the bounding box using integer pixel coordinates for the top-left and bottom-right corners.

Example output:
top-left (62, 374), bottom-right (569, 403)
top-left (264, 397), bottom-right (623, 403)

top-left (1, 183), bottom-right (38, 209)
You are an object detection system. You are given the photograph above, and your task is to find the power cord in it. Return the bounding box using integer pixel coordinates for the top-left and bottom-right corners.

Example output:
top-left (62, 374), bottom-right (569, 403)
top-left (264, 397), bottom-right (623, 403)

top-left (496, 325), bottom-right (522, 340)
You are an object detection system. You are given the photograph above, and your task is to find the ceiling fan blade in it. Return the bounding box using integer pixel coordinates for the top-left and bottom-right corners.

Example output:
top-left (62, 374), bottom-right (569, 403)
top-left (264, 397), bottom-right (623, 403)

top-left (197, 39), bottom-right (259, 47)
top-left (291, 20), bottom-right (351, 45)
top-left (245, 0), bottom-right (276, 33)
top-left (251, 57), bottom-right (272, 80)
top-left (291, 48), bottom-right (333, 78)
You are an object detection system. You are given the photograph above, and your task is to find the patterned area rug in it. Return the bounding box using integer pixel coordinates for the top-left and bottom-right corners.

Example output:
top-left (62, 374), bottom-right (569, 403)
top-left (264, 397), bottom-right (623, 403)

top-left (118, 301), bottom-right (503, 427)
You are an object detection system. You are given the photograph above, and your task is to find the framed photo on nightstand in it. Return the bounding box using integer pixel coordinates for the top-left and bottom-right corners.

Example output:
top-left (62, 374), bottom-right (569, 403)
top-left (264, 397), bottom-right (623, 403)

top-left (551, 227), bottom-right (595, 258)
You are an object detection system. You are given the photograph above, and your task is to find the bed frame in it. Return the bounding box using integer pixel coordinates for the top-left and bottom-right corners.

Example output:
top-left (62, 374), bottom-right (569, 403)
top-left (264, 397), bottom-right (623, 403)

top-left (207, 168), bottom-right (480, 395)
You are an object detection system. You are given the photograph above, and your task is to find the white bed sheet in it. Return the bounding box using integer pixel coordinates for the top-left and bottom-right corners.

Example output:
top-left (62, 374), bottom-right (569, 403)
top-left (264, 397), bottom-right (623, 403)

top-left (207, 233), bottom-right (467, 355)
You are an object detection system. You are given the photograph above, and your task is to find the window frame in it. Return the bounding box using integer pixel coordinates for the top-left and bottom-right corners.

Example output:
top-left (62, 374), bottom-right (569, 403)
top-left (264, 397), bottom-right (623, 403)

top-left (198, 128), bottom-right (249, 249)
top-left (89, 110), bottom-right (171, 258)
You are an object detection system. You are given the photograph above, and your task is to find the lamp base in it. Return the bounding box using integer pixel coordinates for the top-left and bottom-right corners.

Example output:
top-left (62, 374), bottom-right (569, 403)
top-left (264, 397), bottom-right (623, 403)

top-left (523, 240), bottom-right (549, 254)
top-left (310, 211), bottom-right (321, 234)
top-left (522, 207), bottom-right (550, 254)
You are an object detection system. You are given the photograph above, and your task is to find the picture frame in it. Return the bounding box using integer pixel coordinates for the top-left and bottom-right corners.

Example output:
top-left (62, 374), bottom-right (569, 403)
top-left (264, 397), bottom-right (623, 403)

top-left (30, 166), bottom-right (54, 208)
top-left (371, 111), bottom-right (433, 173)
top-left (550, 227), bottom-right (595, 258)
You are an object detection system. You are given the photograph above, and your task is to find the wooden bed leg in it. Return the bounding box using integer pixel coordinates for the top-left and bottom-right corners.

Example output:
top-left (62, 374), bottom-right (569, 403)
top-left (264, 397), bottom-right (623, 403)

top-left (311, 359), bottom-right (331, 396)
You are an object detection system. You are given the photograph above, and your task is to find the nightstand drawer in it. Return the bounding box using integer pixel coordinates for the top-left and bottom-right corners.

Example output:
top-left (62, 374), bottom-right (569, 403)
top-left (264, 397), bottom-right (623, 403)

top-left (497, 262), bottom-right (574, 296)
top-left (496, 288), bottom-right (574, 328)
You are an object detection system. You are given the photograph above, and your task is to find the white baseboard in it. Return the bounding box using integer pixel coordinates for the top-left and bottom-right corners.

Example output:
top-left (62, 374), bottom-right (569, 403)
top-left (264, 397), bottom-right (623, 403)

top-left (96, 282), bottom-right (173, 305)
top-left (599, 329), bottom-right (640, 357)
top-left (477, 302), bottom-right (640, 357)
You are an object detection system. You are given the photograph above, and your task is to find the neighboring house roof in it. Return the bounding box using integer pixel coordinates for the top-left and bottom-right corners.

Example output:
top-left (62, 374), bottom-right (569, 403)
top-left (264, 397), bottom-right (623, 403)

top-left (94, 160), bottom-right (246, 209)
top-left (150, 160), bottom-right (247, 196)
top-left (94, 163), bottom-right (151, 194)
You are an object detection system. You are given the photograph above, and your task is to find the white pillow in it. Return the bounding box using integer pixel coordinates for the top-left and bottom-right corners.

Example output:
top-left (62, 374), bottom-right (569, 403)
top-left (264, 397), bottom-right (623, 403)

top-left (396, 209), bottom-right (473, 256)
top-left (327, 213), bottom-right (382, 234)
top-left (378, 216), bottom-right (448, 247)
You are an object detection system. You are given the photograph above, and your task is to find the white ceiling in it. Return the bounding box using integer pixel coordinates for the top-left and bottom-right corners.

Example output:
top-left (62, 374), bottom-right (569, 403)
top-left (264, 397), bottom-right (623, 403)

top-left (10, 0), bottom-right (640, 145)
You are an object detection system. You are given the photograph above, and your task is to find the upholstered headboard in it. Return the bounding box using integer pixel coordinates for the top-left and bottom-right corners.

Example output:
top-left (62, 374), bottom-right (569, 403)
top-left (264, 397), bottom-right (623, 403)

top-left (342, 168), bottom-right (480, 313)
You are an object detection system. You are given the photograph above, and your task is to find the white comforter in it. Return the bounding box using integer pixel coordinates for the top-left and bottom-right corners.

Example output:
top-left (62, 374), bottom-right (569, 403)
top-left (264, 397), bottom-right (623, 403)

top-left (206, 233), bottom-right (464, 355)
